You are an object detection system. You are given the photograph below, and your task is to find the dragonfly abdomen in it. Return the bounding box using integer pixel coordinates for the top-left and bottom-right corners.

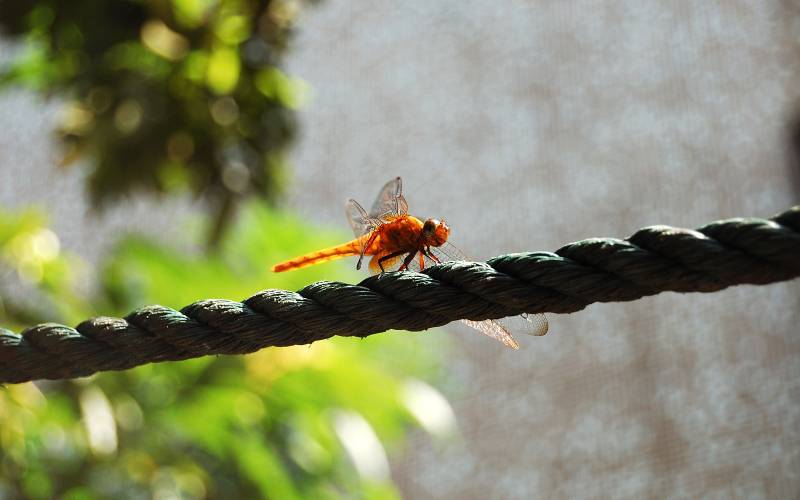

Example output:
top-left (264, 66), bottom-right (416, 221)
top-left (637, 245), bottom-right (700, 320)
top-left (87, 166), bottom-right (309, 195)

top-left (272, 239), bottom-right (362, 272)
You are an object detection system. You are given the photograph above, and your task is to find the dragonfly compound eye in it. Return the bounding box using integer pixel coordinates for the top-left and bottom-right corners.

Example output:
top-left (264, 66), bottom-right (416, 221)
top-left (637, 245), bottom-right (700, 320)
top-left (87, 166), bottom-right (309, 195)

top-left (423, 219), bottom-right (436, 236)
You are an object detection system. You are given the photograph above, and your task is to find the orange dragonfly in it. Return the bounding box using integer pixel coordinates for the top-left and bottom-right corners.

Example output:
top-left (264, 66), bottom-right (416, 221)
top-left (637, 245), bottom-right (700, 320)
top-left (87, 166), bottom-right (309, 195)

top-left (272, 177), bottom-right (547, 348)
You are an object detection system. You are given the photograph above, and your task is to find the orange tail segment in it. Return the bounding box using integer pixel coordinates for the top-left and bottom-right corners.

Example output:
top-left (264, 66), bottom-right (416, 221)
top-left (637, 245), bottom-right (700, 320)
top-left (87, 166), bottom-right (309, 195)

top-left (272, 239), bottom-right (362, 272)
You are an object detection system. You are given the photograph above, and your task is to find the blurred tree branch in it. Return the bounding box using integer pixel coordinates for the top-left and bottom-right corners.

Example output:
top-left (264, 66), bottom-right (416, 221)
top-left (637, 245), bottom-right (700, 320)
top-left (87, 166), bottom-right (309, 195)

top-left (0, 0), bottom-right (318, 248)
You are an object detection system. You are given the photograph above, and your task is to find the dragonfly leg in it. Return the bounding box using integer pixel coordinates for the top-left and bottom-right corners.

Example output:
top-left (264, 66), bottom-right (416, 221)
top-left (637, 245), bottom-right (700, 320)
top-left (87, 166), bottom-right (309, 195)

top-left (357, 231), bottom-right (380, 270)
top-left (424, 247), bottom-right (441, 263)
top-left (378, 250), bottom-right (407, 273)
top-left (398, 250), bottom-right (418, 272)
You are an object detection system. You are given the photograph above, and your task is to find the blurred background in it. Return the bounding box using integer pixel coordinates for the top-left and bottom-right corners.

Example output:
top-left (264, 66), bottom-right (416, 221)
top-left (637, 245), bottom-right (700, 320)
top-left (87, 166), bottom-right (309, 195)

top-left (1, 1), bottom-right (799, 498)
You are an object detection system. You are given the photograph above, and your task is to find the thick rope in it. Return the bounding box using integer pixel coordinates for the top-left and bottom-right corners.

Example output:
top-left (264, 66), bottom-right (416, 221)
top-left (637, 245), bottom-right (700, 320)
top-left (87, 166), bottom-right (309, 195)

top-left (1, 207), bottom-right (798, 383)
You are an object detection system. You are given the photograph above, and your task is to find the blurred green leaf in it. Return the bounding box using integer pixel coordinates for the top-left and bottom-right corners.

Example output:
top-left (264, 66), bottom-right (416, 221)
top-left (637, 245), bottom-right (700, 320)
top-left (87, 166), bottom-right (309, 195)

top-left (0, 207), bottom-right (91, 328)
top-left (172, 0), bottom-right (218, 28)
top-left (255, 67), bottom-right (311, 109)
top-left (206, 46), bottom-right (240, 94)
top-left (237, 437), bottom-right (302, 500)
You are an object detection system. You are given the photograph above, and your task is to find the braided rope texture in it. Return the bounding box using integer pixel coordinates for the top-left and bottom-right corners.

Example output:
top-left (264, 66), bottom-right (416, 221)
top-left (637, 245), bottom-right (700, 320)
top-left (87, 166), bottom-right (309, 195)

top-left (1, 207), bottom-right (798, 384)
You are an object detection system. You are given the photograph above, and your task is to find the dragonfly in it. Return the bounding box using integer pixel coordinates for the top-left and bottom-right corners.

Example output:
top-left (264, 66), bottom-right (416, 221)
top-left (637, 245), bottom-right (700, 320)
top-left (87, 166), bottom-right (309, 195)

top-left (271, 177), bottom-right (548, 349)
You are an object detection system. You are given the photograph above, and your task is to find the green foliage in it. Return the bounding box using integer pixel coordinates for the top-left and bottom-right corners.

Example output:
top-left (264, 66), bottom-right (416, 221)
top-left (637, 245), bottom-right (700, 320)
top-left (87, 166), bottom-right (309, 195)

top-left (0, 204), bottom-right (451, 499)
top-left (0, 0), bottom-right (316, 245)
top-left (0, 207), bottom-right (91, 328)
top-left (101, 204), bottom-right (355, 311)
top-left (0, 2), bottom-right (455, 496)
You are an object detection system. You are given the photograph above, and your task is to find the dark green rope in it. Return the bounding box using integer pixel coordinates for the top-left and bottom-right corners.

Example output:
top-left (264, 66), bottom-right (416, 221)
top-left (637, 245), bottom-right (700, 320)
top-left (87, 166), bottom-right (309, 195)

top-left (1, 206), bottom-right (798, 383)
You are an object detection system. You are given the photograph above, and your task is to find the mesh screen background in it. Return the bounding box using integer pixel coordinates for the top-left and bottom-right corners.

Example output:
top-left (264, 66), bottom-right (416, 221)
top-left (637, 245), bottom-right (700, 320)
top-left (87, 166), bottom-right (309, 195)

top-left (285, 2), bottom-right (800, 498)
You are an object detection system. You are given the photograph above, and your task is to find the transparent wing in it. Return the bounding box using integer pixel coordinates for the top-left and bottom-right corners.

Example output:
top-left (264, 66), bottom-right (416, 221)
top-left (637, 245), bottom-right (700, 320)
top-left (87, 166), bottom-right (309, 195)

top-left (413, 241), bottom-right (549, 347)
top-left (369, 176), bottom-right (408, 219)
top-left (460, 313), bottom-right (547, 349)
top-left (428, 241), bottom-right (468, 263)
top-left (404, 241), bottom-right (466, 272)
top-left (346, 176), bottom-right (409, 239)
top-left (345, 198), bottom-right (374, 238)
top-left (345, 177), bottom-right (409, 255)
top-left (462, 319), bottom-right (520, 350)
top-left (348, 178), bottom-right (549, 348)
top-left (498, 313), bottom-right (548, 337)
top-left (345, 198), bottom-right (384, 265)
top-left (344, 177), bottom-right (411, 272)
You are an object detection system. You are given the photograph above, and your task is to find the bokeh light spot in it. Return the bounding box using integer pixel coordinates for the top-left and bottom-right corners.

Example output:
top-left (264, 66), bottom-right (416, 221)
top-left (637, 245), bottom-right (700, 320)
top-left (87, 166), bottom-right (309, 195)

top-left (114, 99), bottom-right (143, 134)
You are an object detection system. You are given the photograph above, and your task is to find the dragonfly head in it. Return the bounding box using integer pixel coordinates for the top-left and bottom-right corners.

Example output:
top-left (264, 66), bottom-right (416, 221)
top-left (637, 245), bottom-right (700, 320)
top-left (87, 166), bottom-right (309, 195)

top-left (422, 218), bottom-right (450, 246)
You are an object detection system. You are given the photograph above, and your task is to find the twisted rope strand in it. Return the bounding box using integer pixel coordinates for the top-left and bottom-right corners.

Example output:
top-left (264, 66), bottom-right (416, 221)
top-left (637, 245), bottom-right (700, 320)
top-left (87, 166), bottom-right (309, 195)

top-left (1, 207), bottom-right (798, 383)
